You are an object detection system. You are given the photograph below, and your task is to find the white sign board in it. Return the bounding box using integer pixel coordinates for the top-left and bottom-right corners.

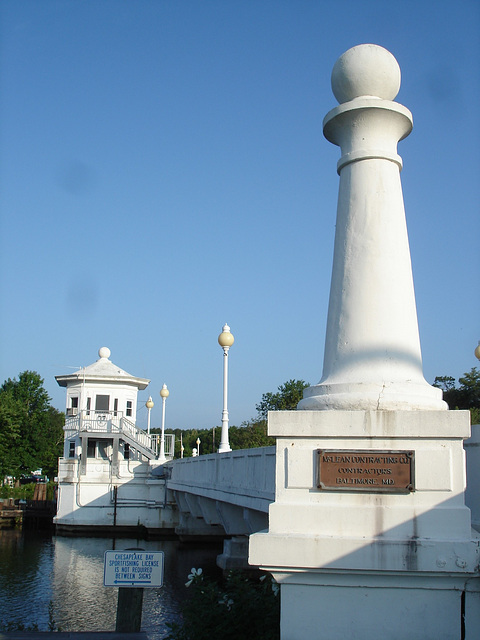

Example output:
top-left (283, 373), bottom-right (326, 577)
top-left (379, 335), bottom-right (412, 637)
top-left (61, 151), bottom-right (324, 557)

top-left (104, 550), bottom-right (164, 588)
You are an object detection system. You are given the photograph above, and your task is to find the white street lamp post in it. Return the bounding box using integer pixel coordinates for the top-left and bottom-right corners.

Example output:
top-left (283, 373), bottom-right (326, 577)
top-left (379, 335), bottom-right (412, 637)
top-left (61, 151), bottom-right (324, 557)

top-left (196, 437), bottom-right (201, 456)
top-left (218, 323), bottom-right (234, 453)
top-left (159, 384), bottom-right (169, 463)
top-left (146, 396), bottom-right (154, 435)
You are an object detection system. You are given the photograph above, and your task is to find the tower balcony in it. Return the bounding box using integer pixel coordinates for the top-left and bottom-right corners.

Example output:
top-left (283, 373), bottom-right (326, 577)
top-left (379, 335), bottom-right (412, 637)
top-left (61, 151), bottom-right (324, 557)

top-left (64, 410), bottom-right (174, 460)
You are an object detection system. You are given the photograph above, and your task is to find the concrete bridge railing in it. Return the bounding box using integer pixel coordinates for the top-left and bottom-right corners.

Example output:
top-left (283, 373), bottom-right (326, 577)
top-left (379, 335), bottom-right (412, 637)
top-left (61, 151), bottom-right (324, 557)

top-left (465, 423), bottom-right (480, 533)
top-left (165, 446), bottom-right (275, 566)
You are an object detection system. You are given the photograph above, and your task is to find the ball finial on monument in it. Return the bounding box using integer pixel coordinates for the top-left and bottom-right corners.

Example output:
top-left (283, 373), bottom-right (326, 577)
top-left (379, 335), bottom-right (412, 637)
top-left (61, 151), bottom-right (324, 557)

top-left (331, 44), bottom-right (401, 104)
top-left (98, 346), bottom-right (111, 359)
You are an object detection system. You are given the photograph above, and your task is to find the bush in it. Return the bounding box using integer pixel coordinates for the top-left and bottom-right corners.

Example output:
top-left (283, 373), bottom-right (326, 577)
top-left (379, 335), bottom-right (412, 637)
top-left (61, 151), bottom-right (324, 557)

top-left (0, 482), bottom-right (56, 501)
top-left (166, 568), bottom-right (280, 640)
top-left (0, 483), bottom-right (35, 500)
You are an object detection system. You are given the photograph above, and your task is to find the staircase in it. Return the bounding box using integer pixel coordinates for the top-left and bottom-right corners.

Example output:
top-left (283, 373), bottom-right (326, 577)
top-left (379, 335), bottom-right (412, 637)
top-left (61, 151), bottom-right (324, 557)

top-left (120, 418), bottom-right (157, 460)
top-left (64, 411), bottom-right (158, 460)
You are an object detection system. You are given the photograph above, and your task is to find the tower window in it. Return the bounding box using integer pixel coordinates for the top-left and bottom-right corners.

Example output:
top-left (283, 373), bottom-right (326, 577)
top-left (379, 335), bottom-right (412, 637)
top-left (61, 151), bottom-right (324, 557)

top-left (95, 395), bottom-right (109, 412)
top-left (67, 397), bottom-right (79, 416)
top-left (126, 401), bottom-right (132, 417)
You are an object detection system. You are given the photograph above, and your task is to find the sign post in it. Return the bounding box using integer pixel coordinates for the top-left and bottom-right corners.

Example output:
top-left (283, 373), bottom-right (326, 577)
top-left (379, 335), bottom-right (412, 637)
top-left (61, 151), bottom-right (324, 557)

top-left (104, 549), bottom-right (164, 633)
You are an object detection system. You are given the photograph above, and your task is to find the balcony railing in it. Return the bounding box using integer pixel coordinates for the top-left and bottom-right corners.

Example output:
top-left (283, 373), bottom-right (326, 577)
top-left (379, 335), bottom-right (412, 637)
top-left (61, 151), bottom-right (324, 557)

top-left (64, 411), bottom-right (175, 459)
top-left (150, 433), bottom-right (175, 459)
top-left (65, 410), bottom-right (125, 433)
top-left (122, 415), bottom-right (152, 452)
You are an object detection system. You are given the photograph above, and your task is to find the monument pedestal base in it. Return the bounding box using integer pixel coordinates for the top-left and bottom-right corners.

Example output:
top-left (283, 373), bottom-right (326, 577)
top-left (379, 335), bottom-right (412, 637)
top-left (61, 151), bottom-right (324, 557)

top-left (249, 410), bottom-right (480, 640)
top-left (274, 570), bottom-right (480, 640)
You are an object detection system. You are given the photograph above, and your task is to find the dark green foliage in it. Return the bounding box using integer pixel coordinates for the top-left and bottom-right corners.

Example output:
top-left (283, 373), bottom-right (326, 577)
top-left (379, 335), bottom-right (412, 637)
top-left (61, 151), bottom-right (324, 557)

top-left (255, 379), bottom-right (310, 420)
top-left (41, 406), bottom-right (66, 477)
top-left (166, 569), bottom-right (280, 640)
top-left (0, 482), bottom-right (36, 500)
top-left (432, 376), bottom-right (456, 393)
top-left (433, 367), bottom-right (480, 424)
top-left (458, 368), bottom-right (480, 409)
top-left (0, 481), bottom-right (56, 501)
top-left (159, 420), bottom-right (274, 458)
top-left (0, 371), bottom-right (65, 479)
top-left (151, 427), bottom-right (213, 457)
top-left (230, 419), bottom-right (275, 448)
top-left (0, 388), bottom-right (21, 478)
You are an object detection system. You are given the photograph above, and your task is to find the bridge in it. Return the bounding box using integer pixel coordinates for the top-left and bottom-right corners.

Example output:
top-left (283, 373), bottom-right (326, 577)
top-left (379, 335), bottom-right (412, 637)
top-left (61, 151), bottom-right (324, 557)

top-left (162, 445), bottom-right (275, 568)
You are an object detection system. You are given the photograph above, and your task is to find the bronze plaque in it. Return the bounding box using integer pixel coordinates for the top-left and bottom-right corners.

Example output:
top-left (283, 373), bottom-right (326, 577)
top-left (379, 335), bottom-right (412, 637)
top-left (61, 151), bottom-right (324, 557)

top-left (317, 449), bottom-right (414, 493)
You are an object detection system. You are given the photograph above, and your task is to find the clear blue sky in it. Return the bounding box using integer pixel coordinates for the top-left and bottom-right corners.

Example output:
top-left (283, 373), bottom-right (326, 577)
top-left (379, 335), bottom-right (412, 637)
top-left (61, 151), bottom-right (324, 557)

top-left (1, 1), bottom-right (479, 431)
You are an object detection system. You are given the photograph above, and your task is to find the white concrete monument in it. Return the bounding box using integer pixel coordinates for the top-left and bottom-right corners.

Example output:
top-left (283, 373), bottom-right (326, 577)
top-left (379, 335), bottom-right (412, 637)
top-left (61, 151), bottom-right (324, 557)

top-left (249, 44), bottom-right (480, 640)
top-left (298, 44), bottom-right (446, 412)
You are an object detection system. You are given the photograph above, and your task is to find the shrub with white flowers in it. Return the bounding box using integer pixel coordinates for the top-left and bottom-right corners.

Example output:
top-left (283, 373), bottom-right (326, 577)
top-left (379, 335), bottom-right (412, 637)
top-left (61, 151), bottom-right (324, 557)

top-left (166, 568), bottom-right (280, 640)
top-left (185, 567), bottom-right (203, 587)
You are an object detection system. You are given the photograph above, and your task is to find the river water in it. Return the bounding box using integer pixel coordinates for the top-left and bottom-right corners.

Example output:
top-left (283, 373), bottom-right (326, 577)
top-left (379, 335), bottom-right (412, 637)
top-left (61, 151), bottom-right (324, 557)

top-left (0, 530), bottom-right (223, 638)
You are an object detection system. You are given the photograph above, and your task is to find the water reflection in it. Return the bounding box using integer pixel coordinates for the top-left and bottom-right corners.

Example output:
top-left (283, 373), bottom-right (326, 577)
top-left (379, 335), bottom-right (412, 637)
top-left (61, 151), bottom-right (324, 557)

top-left (0, 531), bottom-right (222, 638)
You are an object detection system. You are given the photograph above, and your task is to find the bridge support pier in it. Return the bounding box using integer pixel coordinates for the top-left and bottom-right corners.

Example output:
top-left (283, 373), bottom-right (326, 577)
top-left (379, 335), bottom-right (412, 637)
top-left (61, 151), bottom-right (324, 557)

top-left (217, 536), bottom-right (250, 571)
top-left (174, 493), bottom-right (226, 541)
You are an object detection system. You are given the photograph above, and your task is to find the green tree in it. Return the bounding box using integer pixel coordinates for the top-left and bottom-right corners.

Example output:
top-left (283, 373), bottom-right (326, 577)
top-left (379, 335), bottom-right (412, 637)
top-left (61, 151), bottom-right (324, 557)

top-left (432, 376), bottom-right (456, 393)
top-left (41, 406), bottom-right (67, 477)
top-left (433, 367), bottom-right (480, 424)
top-left (458, 368), bottom-right (480, 409)
top-left (255, 379), bottom-right (310, 420)
top-left (166, 569), bottom-right (279, 640)
top-left (164, 422), bottom-right (275, 457)
top-left (229, 420), bottom-right (275, 448)
top-left (0, 388), bottom-right (21, 478)
top-left (155, 427), bottom-right (216, 457)
top-left (0, 371), bottom-right (65, 479)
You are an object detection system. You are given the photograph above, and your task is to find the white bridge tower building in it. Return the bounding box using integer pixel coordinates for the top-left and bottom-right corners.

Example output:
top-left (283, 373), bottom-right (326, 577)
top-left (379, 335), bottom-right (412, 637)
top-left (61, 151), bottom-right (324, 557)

top-left (54, 347), bottom-right (176, 535)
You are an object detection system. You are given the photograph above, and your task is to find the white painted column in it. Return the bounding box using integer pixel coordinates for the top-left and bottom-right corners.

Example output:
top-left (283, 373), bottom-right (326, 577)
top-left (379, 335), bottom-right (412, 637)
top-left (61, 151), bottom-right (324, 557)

top-left (298, 44), bottom-right (446, 411)
top-left (158, 384), bottom-right (169, 463)
top-left (146, 396), bottom-right (154, 435)
top-left (218, 323), bottom-right (234, 453)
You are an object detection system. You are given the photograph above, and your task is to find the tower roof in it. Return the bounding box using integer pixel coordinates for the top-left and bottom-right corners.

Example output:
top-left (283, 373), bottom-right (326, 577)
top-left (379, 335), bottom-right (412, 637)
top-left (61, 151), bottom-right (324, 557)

top-left (55, 347), bottom-right (150, 390)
